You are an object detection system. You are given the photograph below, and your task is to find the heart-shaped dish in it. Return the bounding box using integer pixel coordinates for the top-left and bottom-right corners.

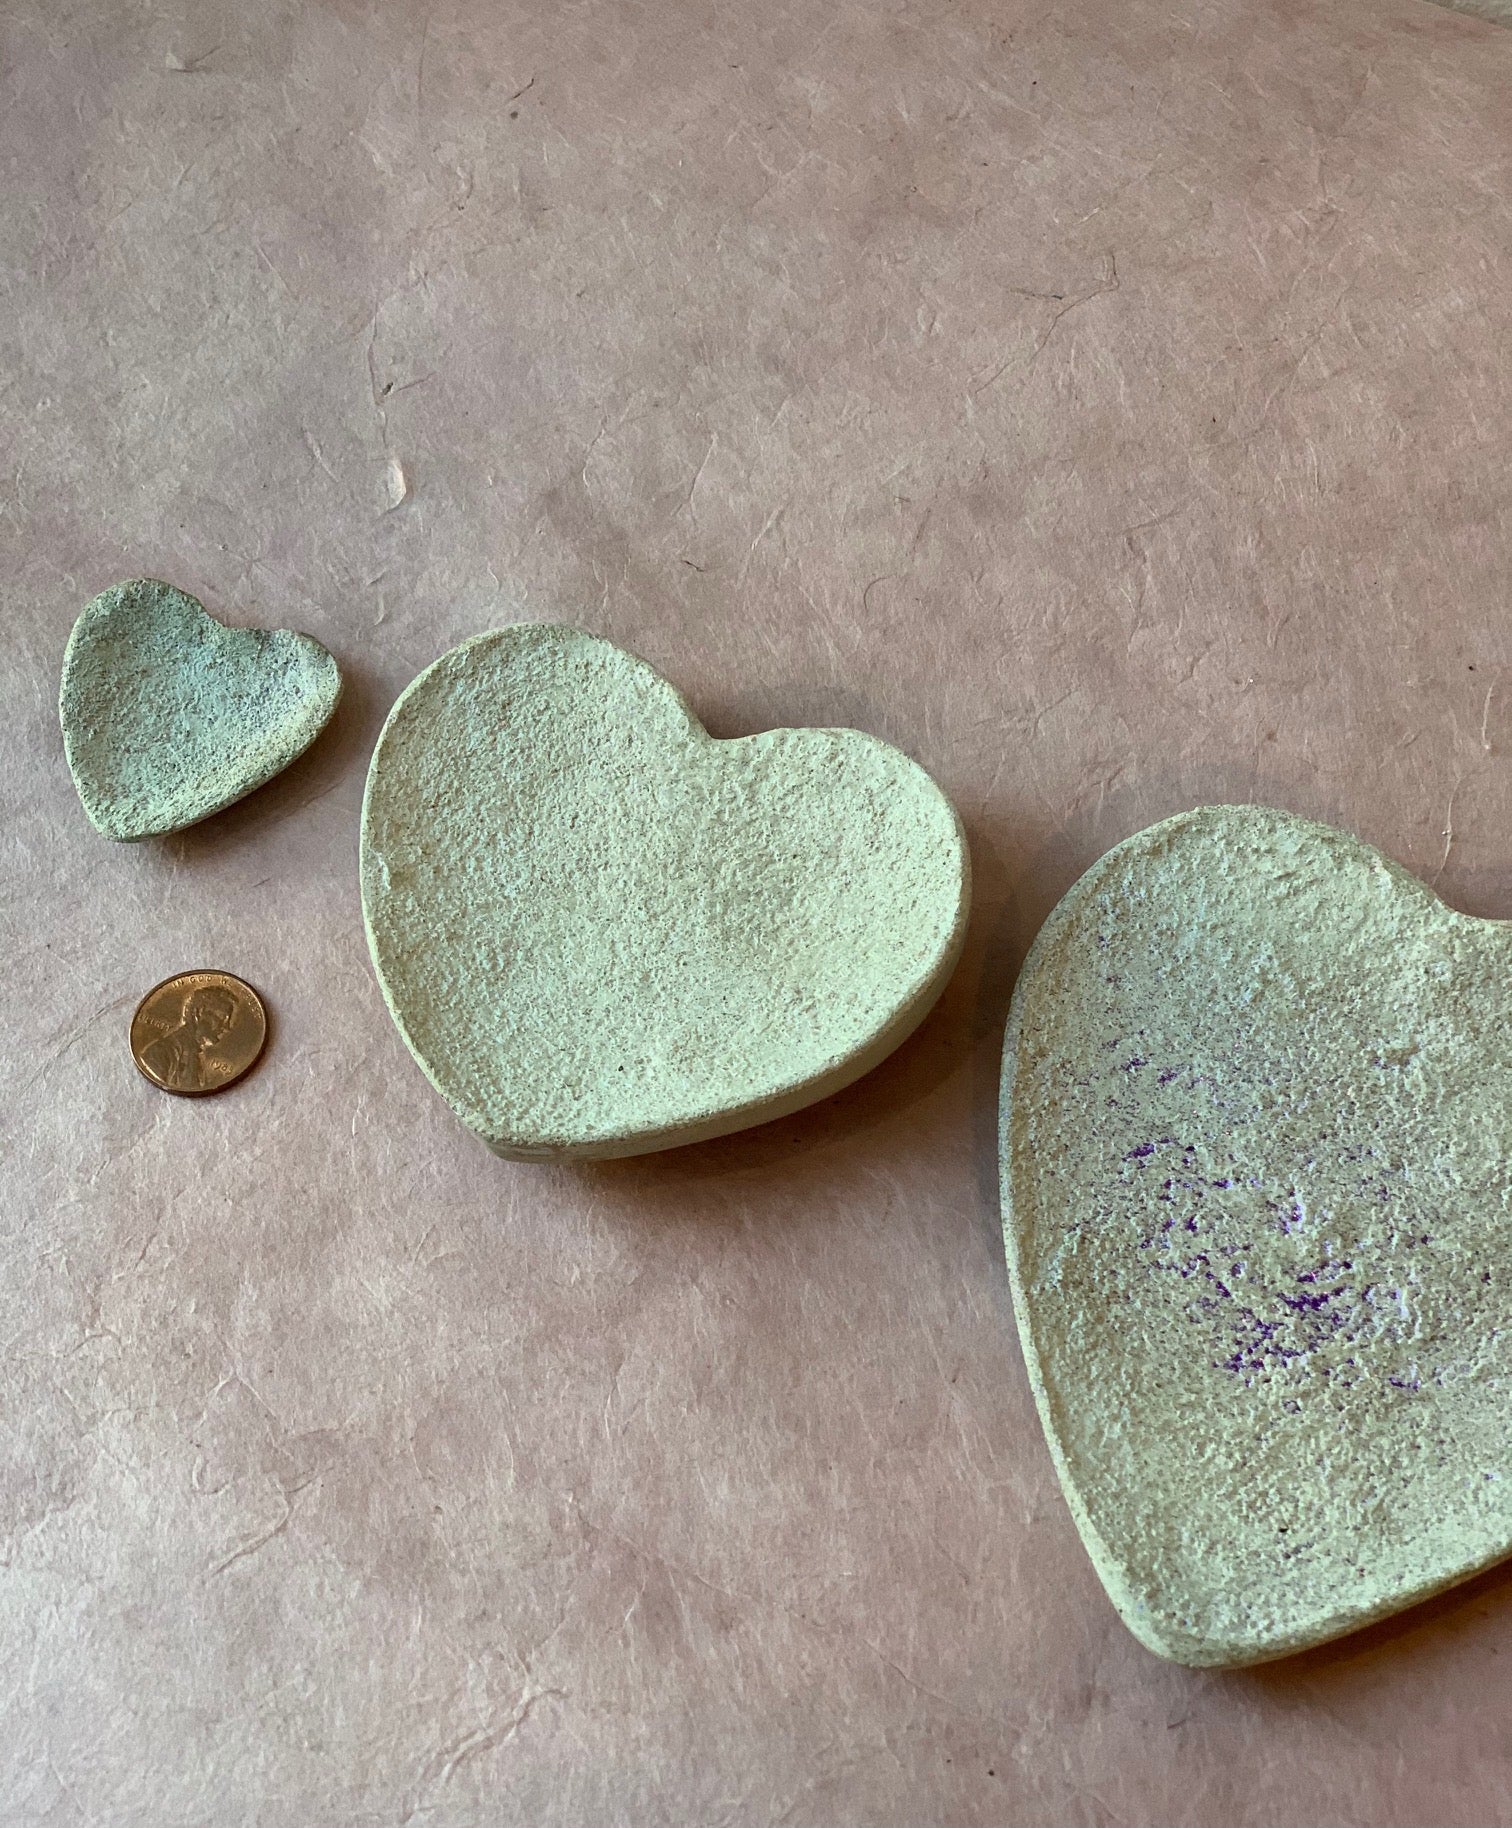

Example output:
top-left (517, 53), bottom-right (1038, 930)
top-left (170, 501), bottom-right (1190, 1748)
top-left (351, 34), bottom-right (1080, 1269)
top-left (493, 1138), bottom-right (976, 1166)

top-left (1001, 804), bottom-right (1512, 1666)
top-left (361, 623), bottom-right (969, 1159)
top-left (60, 578), bottom-right (342, 840)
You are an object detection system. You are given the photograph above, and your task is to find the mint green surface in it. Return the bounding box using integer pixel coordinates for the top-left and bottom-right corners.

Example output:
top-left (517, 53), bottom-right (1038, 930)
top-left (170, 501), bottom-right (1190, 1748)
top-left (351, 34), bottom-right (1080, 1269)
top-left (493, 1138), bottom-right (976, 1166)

top-left (1000, 804), bottom-right (1512, 1666)
top-left (59, 579), bottom-right (342, 840)
top-left (361, 624), bottom-right (970, 1160)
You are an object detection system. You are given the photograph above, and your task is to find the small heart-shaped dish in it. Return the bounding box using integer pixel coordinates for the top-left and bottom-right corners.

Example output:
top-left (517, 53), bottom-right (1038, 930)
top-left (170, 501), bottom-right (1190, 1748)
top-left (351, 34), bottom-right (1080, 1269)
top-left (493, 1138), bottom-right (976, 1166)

top-left (1001, 804), bottom-right (1512, 1665)
top-left (60, 579), bottom-right (342, 840)
top-left (361, 623), bottom-right (969, 1159)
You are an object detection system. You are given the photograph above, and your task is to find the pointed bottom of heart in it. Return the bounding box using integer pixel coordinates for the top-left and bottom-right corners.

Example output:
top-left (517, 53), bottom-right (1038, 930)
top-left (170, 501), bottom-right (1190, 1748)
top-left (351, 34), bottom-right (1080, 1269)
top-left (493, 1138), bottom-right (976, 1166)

top-left (1000, 804), bottom-right (1512, 1666)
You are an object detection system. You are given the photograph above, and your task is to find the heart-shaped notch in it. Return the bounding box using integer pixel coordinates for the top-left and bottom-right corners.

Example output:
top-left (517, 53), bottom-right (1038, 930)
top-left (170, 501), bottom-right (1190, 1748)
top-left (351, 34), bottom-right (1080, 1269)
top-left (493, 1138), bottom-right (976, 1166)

top-left (60, 579), bottom-right (342, 840)
top-left (361, 623), bottom-right (970, 1159)
top-left (1001, 804), bottom-right (1512, 1665)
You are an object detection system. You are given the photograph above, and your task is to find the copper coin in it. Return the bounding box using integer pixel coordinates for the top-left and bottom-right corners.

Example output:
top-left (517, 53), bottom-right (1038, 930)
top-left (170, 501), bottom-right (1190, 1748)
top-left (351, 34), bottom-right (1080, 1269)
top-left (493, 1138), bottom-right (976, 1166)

top-left (130, 970), bottom-right (268, 1097)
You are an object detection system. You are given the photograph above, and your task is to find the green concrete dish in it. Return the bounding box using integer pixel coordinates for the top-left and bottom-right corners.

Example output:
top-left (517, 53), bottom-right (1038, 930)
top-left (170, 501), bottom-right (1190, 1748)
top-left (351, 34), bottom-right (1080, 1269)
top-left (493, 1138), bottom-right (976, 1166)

top-left (1000, 804), bottom-right (1512, 1665)
top-left (59, 579), bottom-right (342, 840)
top-left (361, 623), bottom-right (970, 1160)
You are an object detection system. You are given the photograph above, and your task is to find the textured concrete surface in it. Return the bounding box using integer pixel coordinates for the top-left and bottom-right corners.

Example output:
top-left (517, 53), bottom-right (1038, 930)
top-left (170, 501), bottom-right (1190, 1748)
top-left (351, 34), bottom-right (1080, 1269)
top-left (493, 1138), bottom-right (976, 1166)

top-left (362, 624), bottom-right (967, 1159)
top-left (60, 579), bottom-right (342, 839)
top-left (1002, 805), bottom-right (1512, 1667)
top-left (7, 0), bottom-right (1512, 1822)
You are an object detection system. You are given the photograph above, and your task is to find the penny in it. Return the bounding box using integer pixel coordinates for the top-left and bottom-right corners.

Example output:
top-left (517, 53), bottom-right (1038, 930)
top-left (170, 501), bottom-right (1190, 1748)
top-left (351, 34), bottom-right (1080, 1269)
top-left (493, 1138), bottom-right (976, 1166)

top-left (130, 970), bottom-right (267, 1097)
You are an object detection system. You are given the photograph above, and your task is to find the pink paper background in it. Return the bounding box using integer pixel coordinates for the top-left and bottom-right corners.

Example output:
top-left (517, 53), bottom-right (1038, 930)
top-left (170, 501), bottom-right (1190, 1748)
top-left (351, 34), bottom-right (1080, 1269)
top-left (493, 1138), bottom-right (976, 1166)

top-left (6, 0), bottom-right (1512, 1821)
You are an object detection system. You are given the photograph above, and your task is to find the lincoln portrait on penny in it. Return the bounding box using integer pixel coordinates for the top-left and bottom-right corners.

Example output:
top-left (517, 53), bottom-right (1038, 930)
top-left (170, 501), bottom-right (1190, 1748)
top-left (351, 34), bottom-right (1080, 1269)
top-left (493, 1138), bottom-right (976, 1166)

top-left (139, 984), bottom-right (238, 1090)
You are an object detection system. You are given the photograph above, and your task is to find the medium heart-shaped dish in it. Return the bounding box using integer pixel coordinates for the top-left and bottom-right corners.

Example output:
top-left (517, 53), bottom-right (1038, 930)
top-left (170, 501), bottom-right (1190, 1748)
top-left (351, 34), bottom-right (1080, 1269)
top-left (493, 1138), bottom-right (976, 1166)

top-left (60, 578), bottom-right (342, 840)
top-left (361, 623), bottom-right (969, 1159)
top-left (1000, 804), bottom-right (1512, 1665)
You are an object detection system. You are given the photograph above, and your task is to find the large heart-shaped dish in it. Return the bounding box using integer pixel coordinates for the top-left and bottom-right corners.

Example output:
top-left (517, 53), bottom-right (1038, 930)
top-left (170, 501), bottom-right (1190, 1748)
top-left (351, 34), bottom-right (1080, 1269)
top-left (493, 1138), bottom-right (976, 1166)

top-left (60, 579), bottom-right (342, 840)
top-left (361, 624), bottom-right (969, 1159)
top-left (1000, 804), bottom-right (1512, 1666)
